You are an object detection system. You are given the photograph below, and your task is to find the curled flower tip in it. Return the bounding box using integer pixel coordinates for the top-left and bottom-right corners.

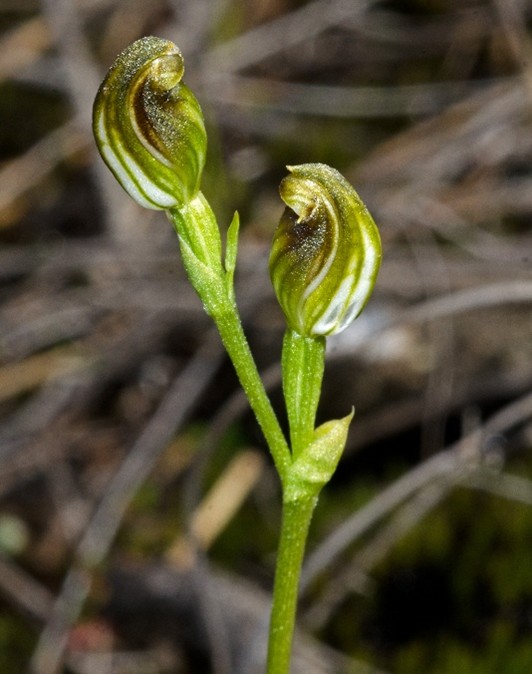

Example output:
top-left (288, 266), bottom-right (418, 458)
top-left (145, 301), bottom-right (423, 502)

top-left (93, 36), bottom-right (207, 210)
top-left (269, 163), bottom-right (382, 337)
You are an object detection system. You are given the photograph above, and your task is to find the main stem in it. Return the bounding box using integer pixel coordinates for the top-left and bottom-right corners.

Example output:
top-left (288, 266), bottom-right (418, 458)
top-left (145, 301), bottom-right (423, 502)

top-left (267, 495), bottom-right (316, 674)
top-left (215, 301), bottom-right (322, 674)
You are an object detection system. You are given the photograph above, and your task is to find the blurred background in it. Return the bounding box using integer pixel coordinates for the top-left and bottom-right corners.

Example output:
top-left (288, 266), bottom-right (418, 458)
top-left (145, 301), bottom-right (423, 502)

top-left (1, 0), bottom-right (532, 672)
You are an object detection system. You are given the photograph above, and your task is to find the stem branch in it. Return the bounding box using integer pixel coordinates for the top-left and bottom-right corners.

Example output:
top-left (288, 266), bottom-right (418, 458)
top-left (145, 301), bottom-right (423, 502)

top-left (168, 205), bottom-right (292, 482)
top-left (282, 329), bottom-right (325, 458)
top-left (213, 307), bottom-right (292, 481)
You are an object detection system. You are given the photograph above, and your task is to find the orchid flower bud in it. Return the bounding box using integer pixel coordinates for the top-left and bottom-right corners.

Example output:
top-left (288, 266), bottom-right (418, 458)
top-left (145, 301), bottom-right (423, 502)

top-left (93, 36), bottom-right (206, 210)
top-left (269, 163), bottom-right (381, 337)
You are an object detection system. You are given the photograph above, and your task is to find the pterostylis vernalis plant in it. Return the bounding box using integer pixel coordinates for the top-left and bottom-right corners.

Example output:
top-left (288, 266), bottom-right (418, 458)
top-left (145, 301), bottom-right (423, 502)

top-left (93, 36), bottom-right (382, 674)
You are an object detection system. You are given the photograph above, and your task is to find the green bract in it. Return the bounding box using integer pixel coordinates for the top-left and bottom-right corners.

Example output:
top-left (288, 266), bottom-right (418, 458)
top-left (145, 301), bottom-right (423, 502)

top-left (269, 163), bottom-right (382, 337)
top-left (93, 36), bottom-right (207, 210)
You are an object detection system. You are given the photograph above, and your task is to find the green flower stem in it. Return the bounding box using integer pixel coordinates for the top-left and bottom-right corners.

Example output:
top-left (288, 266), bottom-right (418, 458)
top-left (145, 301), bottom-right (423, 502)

top-left (168, 205), bottom-right (292, 483)
top-left (267, 494), bottom-right (316, 674)
top-left (212, 307), bottom-right (291, 481)
top-left (268, 331), bottom-right (326, 674)
top-left (282, 329), bottom-right (325, 458)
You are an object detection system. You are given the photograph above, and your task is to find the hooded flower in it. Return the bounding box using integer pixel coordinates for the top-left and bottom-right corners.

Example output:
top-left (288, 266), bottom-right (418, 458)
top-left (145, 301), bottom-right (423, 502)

top-left (93, 36), bottom-right (206, 210)
top-left (269, 163), bottom-right (381, 337)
